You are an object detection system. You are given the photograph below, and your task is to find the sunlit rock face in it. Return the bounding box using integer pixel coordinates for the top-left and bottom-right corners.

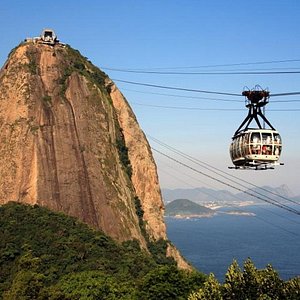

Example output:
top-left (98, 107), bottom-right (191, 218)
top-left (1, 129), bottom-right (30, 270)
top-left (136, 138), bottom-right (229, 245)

top-left (0, 41), bottom-right (190, 269)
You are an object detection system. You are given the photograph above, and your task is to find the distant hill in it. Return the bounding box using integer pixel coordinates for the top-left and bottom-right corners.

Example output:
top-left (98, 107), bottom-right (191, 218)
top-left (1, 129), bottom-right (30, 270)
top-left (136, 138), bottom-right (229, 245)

top-left (162, 188), bottom-right (235, 204)
top-left (165, 199), bottom-right (214, 217)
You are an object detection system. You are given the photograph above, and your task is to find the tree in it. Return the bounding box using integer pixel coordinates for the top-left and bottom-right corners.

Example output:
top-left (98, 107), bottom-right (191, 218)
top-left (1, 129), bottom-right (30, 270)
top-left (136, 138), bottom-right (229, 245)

top-left (188, 273), bottom-right (222, 300)
top-left (3, 270), bottom-right (46, 300)
top-left (138, 265), bottom-right (205, 300)
top-left (284, 277), bottom-right (300, 300)
top-left (188, 259), bottom-right (300, 300)
top-left (223, 259), bottom-right (245, 299)
top-left (45, 271), bottom-right (136, 300)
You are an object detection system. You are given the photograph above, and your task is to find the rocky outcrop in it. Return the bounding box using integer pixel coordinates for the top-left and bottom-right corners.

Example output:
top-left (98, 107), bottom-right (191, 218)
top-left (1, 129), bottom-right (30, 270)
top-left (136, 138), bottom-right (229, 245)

top-left (0, 41), bottom-right (190, 269)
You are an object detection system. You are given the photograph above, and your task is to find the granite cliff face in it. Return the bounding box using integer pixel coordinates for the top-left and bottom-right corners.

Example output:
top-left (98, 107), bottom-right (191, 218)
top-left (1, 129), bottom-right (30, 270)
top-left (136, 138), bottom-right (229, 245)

top-left (0, 41), bottom-right (190, 268)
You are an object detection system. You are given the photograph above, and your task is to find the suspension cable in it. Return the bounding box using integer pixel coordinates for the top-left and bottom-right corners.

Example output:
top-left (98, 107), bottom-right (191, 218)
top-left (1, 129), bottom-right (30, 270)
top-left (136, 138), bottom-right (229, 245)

top-left (149, 135), bottom-right (300, 208)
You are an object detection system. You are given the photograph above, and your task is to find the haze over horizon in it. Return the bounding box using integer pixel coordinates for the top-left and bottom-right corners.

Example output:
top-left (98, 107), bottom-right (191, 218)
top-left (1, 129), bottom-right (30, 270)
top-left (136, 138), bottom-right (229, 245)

top-left (2, 0), bottom-right (300, 194)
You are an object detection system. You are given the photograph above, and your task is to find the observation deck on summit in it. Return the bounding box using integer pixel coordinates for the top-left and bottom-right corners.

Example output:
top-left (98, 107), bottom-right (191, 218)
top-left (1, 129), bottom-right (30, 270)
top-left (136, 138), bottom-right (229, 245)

top-left (25, 28), bottom-right (61, 46)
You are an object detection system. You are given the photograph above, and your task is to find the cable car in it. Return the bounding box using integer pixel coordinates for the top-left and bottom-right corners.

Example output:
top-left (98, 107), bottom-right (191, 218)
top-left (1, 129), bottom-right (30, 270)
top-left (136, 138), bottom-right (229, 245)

top-left (229, 86), bottom-right (283, 170)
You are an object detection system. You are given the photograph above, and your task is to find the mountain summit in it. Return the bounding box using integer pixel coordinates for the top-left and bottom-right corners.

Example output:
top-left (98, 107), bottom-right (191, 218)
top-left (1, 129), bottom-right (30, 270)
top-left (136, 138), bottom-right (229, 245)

top-left (0, 34), bottom-right (188, 268)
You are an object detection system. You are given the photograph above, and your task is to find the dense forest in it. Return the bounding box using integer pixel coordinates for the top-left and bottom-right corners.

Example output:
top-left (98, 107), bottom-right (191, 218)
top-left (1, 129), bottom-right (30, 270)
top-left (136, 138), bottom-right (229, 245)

top-left (0, 202), bottom-right (299, 299)
top-left (0, 202), bottom-right (205, 299)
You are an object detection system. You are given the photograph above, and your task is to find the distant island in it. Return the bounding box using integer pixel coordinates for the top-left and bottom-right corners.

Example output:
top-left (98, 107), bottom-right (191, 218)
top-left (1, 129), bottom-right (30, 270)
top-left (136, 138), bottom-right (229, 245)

top-left (224, 210), bottom-right (255, 216)
top-left (165, 199), bottom-right (215, 218)
top-left (165, 199), bottom-right (256, 218)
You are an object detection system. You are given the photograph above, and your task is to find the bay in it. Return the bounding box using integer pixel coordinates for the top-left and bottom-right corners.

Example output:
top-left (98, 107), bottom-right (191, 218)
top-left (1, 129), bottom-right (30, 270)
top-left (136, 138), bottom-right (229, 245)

top-left (165, 205), bottom-right (300, 281)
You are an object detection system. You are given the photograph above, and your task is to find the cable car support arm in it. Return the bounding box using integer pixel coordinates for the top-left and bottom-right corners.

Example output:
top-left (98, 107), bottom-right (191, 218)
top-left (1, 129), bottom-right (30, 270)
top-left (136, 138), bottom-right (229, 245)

top-left (234, 89), bottom-right (275, 135)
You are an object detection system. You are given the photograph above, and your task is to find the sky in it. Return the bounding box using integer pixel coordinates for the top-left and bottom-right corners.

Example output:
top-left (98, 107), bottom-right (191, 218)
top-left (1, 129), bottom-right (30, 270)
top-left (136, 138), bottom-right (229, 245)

top-left (1, 0), bottom-right (300, 195)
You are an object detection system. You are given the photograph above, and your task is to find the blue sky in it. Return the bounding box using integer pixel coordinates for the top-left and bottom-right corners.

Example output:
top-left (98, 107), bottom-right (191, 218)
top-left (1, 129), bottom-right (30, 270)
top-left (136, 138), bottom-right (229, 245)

top-left (1, 0), bottom-right (300, 194)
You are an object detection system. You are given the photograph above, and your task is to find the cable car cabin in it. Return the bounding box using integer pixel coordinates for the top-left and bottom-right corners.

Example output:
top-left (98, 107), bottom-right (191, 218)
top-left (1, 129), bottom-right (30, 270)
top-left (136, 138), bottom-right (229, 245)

top-left (230, 129), bottom-right (282, 169)
top-left (229, 87), bottom-right (283, 170)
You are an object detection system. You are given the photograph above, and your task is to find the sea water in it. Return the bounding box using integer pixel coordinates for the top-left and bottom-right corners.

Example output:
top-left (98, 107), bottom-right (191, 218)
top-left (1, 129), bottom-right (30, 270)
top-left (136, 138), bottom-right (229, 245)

top-left (165, 205), bottom-right (300, 281)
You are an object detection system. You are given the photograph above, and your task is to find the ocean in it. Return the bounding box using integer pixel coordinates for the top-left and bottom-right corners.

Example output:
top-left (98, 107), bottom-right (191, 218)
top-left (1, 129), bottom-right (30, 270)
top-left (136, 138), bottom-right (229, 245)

top-left (165, 205), bottom-right (300, 281)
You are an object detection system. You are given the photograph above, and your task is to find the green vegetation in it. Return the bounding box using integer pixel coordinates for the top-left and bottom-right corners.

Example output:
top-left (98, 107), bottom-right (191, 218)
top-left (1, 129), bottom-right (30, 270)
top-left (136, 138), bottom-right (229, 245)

top-left (134, 196), bottom-right (146, 236)
top-left (165, 199), bottom-right (214, 217)
top-left (0, 202), bottom-right (205, 299)
top-left (116, 129), bottom-right (133, 178)
top-left (58, 45), bottom-right (108, 99)
top-left (133, 195), bottom-right (174, 266)
top-left (25, 48), bottom-right (38, 75)
top-left (189, 259), bottom-right (300, 300)
top-left (133, 195), bottom-right (175, 266)
top-left (58, 66), bottom-right (73, 98)
top-left (42, 95), bottom-right (52, 102)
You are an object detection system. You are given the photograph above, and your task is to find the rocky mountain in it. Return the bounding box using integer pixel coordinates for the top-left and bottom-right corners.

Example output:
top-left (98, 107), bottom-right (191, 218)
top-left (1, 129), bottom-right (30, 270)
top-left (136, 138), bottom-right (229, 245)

top-left (0, 38), bottom-right (188, 268)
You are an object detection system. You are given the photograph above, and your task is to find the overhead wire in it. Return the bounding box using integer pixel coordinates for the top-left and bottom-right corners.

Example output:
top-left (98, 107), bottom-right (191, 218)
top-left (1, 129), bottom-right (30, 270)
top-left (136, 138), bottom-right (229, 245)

top-left (147, 135), bottom-right (300, 210)
top-left (156, 157), bottom-right (230, 202)
top-left (157, 156), bottom-right (300, 224)
top-left (110, 69), bottom-right (294, 75)
top-left (107, 68), bottom-right (300, 75)
top-left (131, 102), bottom-right (300, 112)
top-left (122, 88), bottom-right (243, 102)
top-left (151, 135), bottom-right (300, 209)
top-left (102, 58), bottom-right (300, 71)
top-left (131, 102), bottom-right (243, 111)
top-left (157, 155), bottom-right (300, 213)
top-left (271, 92), bottom-right (300, 97)
top-left (151, 146), bottom-right (300, 216)
top-left (113, 79), bottom-right (242, 96)
top-left (158, 158), bottom-right (300, 234)
top-left (123, 88), bottom-right (300, 103)
top-left (113, 79), bottom-right (300, 98)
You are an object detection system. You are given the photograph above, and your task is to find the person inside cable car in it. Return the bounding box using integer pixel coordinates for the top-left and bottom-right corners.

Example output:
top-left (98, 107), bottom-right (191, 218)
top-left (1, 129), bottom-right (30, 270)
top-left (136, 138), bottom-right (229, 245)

top-left (274, 145), bottom-right (281, 156)
top-left (251, 133), bottom-right (260, 144)
top-left (251, 144), bottom-right (261, 155)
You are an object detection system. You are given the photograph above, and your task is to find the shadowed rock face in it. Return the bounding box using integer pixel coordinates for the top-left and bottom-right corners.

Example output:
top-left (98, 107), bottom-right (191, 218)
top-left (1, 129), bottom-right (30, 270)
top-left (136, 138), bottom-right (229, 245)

top-left (0, 42), bottom-right (190, 269)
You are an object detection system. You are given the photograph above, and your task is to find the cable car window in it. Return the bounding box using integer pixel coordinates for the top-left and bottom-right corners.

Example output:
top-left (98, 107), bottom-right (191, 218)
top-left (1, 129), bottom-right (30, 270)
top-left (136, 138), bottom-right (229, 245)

top-left (262, 133), bottom-right (272, 144)
top-left (240, 136), bottom-right (245, 156)
top-left (262, 144), bottom-right (272, 155)
top-left (250, 144), bottom-right (261, 155)
top-left (244, 133), bottom-right (250, 155)
top-left (250, 132), bottom-right (261, 144)
top-left (261, 133), bottom-right (272, 155)
top-left (274, 145), bottom-right (282, 156)
top-left (274, 133), bottom-right (282, 145)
